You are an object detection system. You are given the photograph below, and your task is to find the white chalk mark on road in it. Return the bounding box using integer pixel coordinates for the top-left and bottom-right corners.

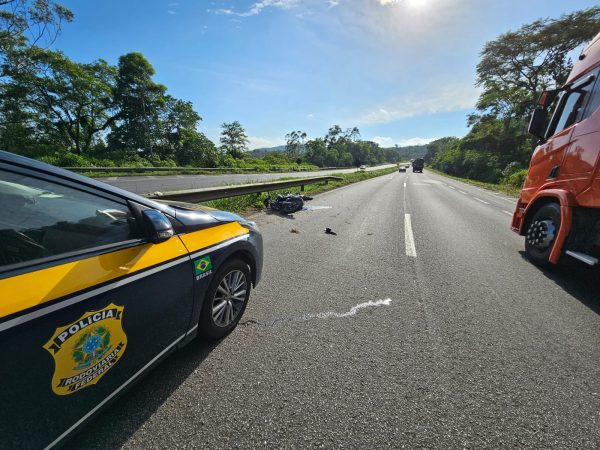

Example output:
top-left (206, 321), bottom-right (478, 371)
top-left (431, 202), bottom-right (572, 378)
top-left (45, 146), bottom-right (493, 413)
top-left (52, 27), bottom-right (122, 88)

top-left (405, 213), bottom-right (417, 257)
top-left (242, 299), bottom-right (394, 327)
top-left (473, 197), bottom-right (489, 205)
top-left (310, 299), bottom-right (392, 319)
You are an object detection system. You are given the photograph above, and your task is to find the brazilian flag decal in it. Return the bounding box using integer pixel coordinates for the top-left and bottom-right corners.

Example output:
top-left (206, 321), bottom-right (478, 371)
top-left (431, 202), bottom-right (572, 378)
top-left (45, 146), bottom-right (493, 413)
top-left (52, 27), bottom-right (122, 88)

top-left (195, 256), bottom-right (212, 276)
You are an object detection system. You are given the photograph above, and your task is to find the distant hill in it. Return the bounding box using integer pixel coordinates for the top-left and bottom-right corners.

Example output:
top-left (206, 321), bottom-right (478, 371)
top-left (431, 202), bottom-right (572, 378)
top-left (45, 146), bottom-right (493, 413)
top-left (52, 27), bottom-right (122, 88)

top-left (383, 144), bottom-right (428, 161)
top-left (248, 143), bottom-right (427, 161)
top-left (248, 145), bottom-right (286, 157)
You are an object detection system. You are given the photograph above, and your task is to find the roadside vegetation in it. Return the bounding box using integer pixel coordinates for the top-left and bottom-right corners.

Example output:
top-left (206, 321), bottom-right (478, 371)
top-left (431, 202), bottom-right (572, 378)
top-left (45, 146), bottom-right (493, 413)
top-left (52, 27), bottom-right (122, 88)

top-left (424, 7), bottom-right (600, 184)
top-left (205, 167), bottom-right (398, 213)
top-left (427, 168), bottom-right (524, 197)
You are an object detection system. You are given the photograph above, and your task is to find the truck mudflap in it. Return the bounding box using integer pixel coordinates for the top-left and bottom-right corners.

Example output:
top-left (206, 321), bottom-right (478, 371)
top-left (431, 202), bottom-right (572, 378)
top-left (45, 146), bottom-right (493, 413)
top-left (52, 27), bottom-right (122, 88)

top-left (512, 189), bottom-right (576, 264)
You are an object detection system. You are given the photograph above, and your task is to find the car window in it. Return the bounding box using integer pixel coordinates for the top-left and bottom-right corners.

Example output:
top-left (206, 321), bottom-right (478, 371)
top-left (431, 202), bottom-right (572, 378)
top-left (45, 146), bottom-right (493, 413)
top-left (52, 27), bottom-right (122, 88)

top-left (0, 170), bottom-right (141, 269)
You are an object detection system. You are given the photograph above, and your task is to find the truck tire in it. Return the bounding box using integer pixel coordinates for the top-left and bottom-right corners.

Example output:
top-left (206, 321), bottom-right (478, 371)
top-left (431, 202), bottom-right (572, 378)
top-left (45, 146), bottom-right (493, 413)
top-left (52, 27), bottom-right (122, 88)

top-left (524, 202), bottom-right (561, 266)
top-left (198, 258), bottom-right (251, 340)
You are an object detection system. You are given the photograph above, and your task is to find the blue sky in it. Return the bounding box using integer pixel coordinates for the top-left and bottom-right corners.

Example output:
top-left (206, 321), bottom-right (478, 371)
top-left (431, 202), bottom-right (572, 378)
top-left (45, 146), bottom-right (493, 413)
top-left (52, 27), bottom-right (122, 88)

top-left (56, 0), bottom-right (599, 149)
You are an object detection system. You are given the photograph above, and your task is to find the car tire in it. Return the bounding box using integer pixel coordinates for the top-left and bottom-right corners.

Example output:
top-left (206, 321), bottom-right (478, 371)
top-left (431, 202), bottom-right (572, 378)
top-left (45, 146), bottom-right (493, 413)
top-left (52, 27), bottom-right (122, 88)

top-left (524, 202), bottom-right (561, 266)
top-left (198, 258), bottom-right (251, 340)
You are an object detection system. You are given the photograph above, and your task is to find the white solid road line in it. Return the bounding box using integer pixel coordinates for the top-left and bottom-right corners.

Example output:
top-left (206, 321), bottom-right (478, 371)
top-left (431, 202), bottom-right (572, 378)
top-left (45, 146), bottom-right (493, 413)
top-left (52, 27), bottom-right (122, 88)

top-left (502, 210), bottom-right (513, 216)
top-left (473, 197), bottom-right (490, 205)
top-left (405, 213), bottom-right (417, 258)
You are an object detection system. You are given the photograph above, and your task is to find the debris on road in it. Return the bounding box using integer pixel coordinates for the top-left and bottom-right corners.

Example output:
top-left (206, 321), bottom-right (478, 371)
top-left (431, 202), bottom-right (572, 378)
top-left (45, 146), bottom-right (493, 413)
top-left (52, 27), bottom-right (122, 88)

top-left (290, 228), bottom-right (300, 234)
top-left (325, 227), bottom-right (337, 235)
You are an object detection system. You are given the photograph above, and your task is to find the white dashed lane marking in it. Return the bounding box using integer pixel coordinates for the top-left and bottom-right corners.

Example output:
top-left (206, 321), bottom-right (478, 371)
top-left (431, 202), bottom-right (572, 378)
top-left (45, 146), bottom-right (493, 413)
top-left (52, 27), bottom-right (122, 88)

top-left (473, 197), bottom-right (490, 205)
top-left (502, 210), bottom-right (513, 216)
top-left (404, 213), bottom-right (417, 258)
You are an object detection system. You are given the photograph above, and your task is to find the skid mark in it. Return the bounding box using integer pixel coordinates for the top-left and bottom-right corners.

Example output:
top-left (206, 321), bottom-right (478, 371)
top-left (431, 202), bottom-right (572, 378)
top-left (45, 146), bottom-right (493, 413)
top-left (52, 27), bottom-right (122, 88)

top-left (241, 299), bottom-right (392, 327)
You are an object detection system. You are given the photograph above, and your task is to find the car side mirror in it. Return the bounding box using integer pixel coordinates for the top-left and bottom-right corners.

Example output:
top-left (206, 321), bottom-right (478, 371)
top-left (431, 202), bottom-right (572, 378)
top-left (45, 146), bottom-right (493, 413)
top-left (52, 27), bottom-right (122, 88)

top-left (142, 210), bottom-right (174, 243)
top-left (528, 108), bottom-right (548, 140)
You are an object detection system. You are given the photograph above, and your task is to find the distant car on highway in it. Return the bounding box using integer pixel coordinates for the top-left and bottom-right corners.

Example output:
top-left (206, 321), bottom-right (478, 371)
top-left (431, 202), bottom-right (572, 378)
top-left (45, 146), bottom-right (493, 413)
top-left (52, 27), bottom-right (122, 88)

top-left (399, 165), bottom-right (407, 172)
top-left (359, 165), bottom-right (367, 170)
top-left (0, 150), bottom-right (263, 447)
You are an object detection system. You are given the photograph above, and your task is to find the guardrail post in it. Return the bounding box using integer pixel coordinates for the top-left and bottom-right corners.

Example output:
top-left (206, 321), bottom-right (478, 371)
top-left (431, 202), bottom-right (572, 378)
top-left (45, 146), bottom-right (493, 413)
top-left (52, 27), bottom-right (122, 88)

top-left (300, 185), bottom-right (305, 192)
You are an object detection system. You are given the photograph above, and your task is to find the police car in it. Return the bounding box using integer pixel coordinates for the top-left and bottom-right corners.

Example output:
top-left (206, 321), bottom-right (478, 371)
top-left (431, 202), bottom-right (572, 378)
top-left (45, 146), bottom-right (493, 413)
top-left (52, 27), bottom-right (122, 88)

top-left (0, 150), bottom-right (263, 447)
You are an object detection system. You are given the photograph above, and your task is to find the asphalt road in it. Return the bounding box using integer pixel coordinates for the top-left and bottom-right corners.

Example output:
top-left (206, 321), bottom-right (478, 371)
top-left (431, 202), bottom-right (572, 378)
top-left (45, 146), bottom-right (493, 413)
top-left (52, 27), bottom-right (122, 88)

top-left (70, 169), bottom-right (600, 449)
top-left (97, 164), bottom-right (397, 194)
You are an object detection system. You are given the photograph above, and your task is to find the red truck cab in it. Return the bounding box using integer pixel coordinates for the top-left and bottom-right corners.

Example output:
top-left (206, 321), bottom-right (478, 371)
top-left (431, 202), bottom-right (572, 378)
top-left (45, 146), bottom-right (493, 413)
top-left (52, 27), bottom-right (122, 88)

top-left (512, 32), bottom-right (600, 266)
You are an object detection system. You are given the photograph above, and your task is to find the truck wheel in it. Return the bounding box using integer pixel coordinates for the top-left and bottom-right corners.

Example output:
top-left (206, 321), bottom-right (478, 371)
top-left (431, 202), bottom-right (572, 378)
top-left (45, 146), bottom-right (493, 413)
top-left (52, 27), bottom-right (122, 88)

top-left (525, 203), bottom-right (561, 266)
top-left (198, 259), bottom-right (251, 340)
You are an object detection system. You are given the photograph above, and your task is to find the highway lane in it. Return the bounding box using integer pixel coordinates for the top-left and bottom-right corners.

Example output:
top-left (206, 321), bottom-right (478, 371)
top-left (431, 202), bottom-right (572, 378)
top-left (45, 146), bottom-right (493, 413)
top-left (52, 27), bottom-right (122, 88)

top-left (98, 164), bottom-right (397, 194)
top-left (69, 169), bottom-right (600, 449)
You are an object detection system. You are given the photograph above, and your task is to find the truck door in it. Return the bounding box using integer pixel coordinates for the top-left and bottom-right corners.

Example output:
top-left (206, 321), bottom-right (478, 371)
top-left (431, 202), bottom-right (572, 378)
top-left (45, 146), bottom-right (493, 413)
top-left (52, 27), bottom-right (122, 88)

top-left (525, 75), bottom-right (597, 199)
top-left (0, 167), bottom-right (195, 447)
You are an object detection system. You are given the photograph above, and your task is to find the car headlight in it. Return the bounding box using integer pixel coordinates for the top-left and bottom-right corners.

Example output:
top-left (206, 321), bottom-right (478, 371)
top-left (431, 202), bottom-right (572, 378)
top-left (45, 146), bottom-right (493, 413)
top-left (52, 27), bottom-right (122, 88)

top-left (239, 219), bottom-right (259, 233)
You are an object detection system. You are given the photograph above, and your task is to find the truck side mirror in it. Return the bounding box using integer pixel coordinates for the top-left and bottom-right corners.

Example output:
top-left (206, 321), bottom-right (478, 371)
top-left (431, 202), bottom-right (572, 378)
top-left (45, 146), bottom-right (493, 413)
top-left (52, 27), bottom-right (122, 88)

top-left (528, 108), bottom-right (548, 140)
top-left (142, 209), bottom-right (174, 243)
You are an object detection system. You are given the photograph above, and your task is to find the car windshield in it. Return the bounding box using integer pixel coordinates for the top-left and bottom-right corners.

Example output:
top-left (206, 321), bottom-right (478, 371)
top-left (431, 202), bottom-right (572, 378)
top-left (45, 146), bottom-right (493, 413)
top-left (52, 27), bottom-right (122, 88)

top-left (2, 0), bottom-right (600, 448)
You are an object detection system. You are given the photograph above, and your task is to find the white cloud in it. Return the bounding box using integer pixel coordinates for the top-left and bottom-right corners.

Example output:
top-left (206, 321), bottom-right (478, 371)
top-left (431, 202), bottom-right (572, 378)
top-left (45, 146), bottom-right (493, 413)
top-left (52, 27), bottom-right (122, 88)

top-left (306, 113), bottom-right (315, 119)
top-left (247, 136), bottom-right (286, 150)
top-left (372, 136), bottom-right (393, 147)
top-left (216, 0), bottom-right (299, 17)
top-left (167, 10), bottom-right (177, 14)
top-left (397, 137), bottom-right (437, 146)
top-left (328, 0), bottom-right (340, 7)
top-left (352, 82), bottom-right (480, 127)
top-left (371, 136), bottom-right (435, 147)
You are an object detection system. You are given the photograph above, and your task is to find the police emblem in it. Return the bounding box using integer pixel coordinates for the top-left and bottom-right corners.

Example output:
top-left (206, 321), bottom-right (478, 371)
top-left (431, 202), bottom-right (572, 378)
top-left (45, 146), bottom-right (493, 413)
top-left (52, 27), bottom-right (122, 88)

top-left (44, 303), bottom-right (127, 395)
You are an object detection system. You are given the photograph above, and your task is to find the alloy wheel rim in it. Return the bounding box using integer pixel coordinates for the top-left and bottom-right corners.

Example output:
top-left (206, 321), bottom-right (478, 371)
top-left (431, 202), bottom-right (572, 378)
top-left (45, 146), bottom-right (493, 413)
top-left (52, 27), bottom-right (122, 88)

top-left (212, 270), bottom-right (247, 327)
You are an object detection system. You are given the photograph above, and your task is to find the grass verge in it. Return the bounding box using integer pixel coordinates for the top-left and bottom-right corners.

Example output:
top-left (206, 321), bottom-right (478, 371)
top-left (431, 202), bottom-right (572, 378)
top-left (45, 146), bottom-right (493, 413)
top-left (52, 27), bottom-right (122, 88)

top-left (427, 168), bottom-right (521, 197)
top-left (205, 167), bottom-right (398, 213)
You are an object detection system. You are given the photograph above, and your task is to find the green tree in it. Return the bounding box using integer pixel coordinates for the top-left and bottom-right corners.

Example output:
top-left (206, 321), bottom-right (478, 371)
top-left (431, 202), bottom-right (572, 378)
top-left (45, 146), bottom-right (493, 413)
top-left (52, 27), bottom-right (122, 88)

top-left (285, 130), bottom-right (306, 161)
top-left (1, 48), bottom-right (117, 155)
top-left (476, 7), bottom-right (600, 125)
top-left (108, 52), bottom-right (167, 158)
top-left (0, 0), bottom-right (73, 76)
top-left (219, 120), bottom-right (248, 158)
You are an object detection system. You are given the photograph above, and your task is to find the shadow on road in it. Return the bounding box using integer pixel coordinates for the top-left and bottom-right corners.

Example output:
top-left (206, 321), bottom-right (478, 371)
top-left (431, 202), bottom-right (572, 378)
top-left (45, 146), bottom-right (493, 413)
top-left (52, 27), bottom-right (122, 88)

top-left (63, 338), bottom-right (220, 449)
top-left (264, 209), bottom-right (296, 220)
top-left (519, 251), bottom-right (600, 315)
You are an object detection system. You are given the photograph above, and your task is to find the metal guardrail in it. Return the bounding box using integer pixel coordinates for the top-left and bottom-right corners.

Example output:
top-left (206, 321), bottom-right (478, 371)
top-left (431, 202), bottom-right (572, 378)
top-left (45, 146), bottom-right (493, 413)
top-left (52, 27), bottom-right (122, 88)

top-left (64, 166), bottom-right (346, 174)
top-left (146, 176), bottom-right (343, 203)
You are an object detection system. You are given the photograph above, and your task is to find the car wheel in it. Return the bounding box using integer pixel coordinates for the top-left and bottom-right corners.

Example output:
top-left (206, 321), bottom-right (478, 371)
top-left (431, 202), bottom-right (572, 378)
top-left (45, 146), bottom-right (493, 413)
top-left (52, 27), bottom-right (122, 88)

top-left (524, 202), bottom-right (561, 266)
top-left (199, 259), bottom-right (251, 340)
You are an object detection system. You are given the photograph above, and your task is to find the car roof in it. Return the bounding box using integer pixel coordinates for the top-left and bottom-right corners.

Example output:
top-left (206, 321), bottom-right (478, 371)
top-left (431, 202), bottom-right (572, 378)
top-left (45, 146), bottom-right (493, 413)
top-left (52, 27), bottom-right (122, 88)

top-left (0, 150), bottom-right (172, 213)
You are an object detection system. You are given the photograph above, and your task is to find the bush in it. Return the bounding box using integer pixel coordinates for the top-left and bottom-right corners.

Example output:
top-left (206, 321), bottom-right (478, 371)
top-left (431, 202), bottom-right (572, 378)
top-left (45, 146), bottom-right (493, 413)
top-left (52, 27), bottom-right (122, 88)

top-left (505, 169), bottom-right (528, 188)
top-left (502, 161), bottom-right (523, 177)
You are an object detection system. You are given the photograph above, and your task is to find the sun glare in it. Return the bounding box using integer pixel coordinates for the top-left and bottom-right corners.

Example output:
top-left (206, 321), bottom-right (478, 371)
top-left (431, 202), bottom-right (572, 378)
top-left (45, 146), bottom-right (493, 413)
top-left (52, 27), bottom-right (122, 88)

top-left (405, 0), bottom-right (429, 9)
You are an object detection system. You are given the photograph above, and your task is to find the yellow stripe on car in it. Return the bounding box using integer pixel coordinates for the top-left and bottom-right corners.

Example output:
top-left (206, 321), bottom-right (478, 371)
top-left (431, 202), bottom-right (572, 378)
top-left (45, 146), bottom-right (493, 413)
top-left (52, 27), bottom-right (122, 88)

top-left (0, 223), bottom-right (248, 320)
top-left (179, 221), bottom-right (248, 253)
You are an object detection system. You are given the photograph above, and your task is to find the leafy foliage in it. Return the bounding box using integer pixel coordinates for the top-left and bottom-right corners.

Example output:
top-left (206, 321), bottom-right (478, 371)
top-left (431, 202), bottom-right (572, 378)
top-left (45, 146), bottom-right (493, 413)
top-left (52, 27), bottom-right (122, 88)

top-left (432, 7), bottom-right (600, 184)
